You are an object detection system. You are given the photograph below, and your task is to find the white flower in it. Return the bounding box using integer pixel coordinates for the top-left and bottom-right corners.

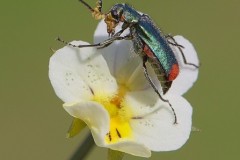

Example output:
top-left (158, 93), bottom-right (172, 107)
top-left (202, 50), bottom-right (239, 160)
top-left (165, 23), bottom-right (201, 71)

top-left (49, 20), bottom-right (199, 158)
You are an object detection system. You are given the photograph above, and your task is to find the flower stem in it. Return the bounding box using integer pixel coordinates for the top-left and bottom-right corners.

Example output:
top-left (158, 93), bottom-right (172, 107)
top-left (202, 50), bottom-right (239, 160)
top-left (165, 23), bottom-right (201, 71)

top-left (69, 132), bottom-right (94, 160)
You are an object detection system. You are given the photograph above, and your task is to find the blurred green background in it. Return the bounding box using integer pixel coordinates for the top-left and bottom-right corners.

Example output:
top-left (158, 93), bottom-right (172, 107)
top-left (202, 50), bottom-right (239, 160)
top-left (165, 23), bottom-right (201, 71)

top-left (1, 0), bottom-right (239, 159)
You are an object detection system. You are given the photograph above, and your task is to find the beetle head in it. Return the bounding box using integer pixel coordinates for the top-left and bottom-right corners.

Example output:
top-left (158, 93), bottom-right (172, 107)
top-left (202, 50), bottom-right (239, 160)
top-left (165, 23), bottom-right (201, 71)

top-left (88, 2), bottom-right (124, 36)
top-left (104, 4), bottom-right (124, 36)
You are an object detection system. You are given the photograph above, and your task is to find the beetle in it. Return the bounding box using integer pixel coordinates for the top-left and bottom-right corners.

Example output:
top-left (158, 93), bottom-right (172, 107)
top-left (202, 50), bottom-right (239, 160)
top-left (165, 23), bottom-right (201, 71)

top-left (57, 0), bottom-right (199, 124)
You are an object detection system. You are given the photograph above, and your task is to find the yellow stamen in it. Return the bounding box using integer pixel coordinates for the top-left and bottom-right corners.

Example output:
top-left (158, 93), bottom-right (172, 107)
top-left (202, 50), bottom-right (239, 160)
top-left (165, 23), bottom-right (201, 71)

top-left (93, 84), bottom-right (133, 143)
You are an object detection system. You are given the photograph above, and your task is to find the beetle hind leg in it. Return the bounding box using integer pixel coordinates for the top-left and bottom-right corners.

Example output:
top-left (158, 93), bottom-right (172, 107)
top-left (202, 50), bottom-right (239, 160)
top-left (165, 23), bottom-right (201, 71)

top-left (142, 56), bottom-right (177, 124)
top-left (165, 34), bottom-right (184, 48)
top-left (165, 34), bottom-right (199, 69)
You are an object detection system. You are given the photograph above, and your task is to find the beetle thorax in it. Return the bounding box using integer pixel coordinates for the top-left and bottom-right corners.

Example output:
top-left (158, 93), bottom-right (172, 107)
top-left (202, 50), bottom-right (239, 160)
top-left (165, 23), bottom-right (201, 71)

top-left (120, 4), bottom-right (141, 23)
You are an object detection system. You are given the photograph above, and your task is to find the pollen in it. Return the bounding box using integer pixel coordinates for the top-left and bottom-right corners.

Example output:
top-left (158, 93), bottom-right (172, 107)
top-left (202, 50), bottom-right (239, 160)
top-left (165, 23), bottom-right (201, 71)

top-left (92, 84), bottom-right (133, 143)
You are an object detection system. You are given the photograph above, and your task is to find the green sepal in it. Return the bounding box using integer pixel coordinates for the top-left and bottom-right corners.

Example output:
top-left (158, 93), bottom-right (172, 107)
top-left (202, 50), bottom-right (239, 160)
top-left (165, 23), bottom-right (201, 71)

top-left (66, 118), bottom-right (86, 138)
top-left (108, 149), bottom-right (124, 160)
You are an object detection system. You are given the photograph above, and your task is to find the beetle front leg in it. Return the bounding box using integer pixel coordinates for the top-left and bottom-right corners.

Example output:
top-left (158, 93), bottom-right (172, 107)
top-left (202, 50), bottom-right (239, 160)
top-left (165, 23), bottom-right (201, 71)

top-left (56, 34), bottom-right (132, 49)
top-left (96, 34), bottom-right (132, 48)
top-left (111, 22), bottom-right (131, 38)
top-left (142, 56), bottom-right (177, 124)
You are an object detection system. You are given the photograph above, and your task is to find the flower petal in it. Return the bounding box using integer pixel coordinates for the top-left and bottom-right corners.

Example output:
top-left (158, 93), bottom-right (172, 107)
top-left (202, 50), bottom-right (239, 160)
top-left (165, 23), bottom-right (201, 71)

top-left (94, 20), bottom-right (130, 41)
top-left (94, 20), bottom-right (135, 78)
top-left (63, 101), bottom-right (109, 146)
top-left (168, 35), bottom-right (199, 95)
top-left (128, 94), bottom-right (192, 151)
top-left (63, 102), bottom-right (151, 157)
top-left (49, 41), bottom-right (118, 102)
top-left (94, 20), bottom-right (155, 92)
top-left (107, 140), bottom-right (151, 158)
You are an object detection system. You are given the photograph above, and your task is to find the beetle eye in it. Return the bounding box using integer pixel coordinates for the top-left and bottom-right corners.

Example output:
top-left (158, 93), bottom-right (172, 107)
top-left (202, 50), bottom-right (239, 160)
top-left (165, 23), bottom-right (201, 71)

top-left (111, 10), bottom-right (118, 20)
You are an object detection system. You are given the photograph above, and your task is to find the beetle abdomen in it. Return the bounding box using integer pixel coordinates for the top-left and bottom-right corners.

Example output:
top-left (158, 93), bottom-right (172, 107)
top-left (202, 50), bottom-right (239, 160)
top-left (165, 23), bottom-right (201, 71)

top-left (147, 56), bottom-right (173, 94)
top-left (143, 44), bottom-right (174, 94)
top-left (143, 43), bottom-right (179, 81)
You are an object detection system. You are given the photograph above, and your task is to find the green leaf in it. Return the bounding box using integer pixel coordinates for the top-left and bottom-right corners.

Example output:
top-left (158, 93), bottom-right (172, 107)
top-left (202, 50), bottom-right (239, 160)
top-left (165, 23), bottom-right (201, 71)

top-left (108, 149), bottom-right (124, 160)
top-left (66, 118), bottom-right (86, 138)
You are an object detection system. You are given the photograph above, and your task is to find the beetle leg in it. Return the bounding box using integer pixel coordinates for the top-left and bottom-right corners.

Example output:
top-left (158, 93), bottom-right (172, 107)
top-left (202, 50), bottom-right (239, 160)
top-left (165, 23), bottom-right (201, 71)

top-left (167, 41), bottom-right (184, 48)
top-left (112, 28), bottom-right (126, 37)
top-left (112, 22), bottom-right (132, 37)
top-left (142, 56), bottom-right (177, 124)
top-left (56, 34), bottom-right (132, 49)
top-left (96, 34), bottom-right (132, 48)
top-left (165, 34), bottom-right (184, 48)
top-left (166, 34), bottom-right (199, 68)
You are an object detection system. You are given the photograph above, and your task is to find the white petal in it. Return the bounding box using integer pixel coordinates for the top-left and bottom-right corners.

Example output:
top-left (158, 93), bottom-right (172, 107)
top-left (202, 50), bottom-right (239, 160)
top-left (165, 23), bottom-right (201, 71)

top-left (128, 95), bottom-right (192, 151)
top-left (94, 20), bottom-right (108, 39)
top-left (63, 101), bottom-right (151, 157)
top-left (63, 101), bottom-right (109, 146)
top-left (125, 89), bottom-right (159, 110)
top-left (107, 140), bottom-right (151, 158)
top-left (94, 20), bottom-right (130, 40)
top-left (168, 35), bottom-right (199, 95)
top-left (94, 20), bottom-right (136, 79)
top-left (49, 41), bottom-right (118, 102)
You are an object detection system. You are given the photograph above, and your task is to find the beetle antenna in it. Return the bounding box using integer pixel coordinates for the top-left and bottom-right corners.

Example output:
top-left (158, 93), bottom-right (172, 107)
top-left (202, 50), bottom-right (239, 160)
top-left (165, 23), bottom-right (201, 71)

top-left (79, 0), bottom-right (105, 20)
top-left (79, 0), bottom-right (94, 12)
top-left (97, 0), bottom-right (102, 12)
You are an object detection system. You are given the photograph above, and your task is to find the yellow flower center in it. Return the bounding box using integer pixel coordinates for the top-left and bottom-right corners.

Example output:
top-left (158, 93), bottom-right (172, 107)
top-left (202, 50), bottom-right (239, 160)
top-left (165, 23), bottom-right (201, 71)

top-left (93, 84), bottom-right (133, 143)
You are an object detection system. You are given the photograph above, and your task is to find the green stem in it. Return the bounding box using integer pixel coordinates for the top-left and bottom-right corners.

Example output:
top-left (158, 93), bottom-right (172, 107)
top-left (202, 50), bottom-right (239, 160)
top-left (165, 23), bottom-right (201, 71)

top-left (69, 132), bottom-right (94, 160)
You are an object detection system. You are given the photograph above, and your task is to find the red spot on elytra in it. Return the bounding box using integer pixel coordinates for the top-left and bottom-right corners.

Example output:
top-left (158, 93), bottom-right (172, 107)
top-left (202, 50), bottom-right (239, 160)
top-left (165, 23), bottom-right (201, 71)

top-left (168, 64), bottom-right (179, 81)
top-left (143, 44), bottom-right (154, 58)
